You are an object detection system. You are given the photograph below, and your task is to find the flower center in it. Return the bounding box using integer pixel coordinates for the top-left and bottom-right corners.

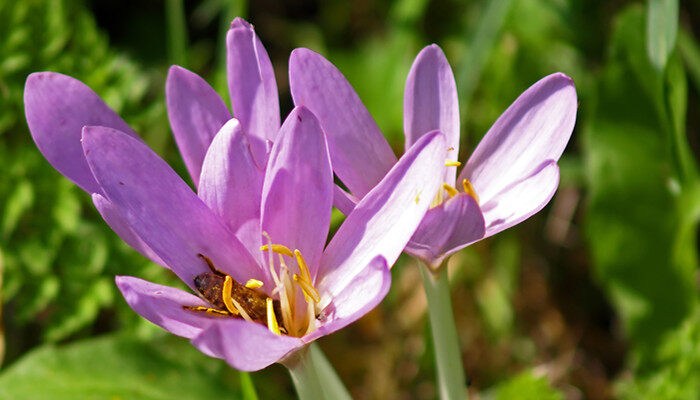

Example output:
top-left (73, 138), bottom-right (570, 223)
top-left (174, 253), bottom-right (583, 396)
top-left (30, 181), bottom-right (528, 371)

top-left (429, 159), bottom-right (480, 208)
top-left (260, 233), bottom-right (320, 337)
top-left (184, 245), bottom-right (320, 338)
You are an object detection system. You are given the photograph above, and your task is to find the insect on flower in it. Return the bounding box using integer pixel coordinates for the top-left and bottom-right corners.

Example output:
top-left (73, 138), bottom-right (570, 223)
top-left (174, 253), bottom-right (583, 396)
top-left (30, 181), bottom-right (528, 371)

top-left (184, 254), bottom-right (284, 329)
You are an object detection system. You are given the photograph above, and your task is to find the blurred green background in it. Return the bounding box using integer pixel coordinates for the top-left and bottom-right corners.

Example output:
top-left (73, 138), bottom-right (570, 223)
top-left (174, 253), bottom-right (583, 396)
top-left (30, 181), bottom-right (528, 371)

top-left (0, 0), bottom-right (698, 399)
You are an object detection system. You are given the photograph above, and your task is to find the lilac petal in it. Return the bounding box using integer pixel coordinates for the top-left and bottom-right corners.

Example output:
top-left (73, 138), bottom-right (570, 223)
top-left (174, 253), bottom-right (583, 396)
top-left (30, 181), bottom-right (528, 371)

top-left (115, 275), bottom-right (215, 340)
top-left (24, 72), bottom-right (138, 194)
top-left (92, 194), bottom-right (166, 267)
top-left (227, 17), bottom-right (280, 166)
top-left (333, 184), bottom-right (358, 216)
top-left (166, 65), bottom-right (231, 187)
top-left (317, 131), bottom-right (446, 306)
top-left (404, 44), bottom-right (460, 186)
top-left (192, 319), bottom-right (304, 371)
top-left (305, 256), bottom-right (390, 342)
top-left (481, 160), bottom-right (560, 238)
top-left (198, 119), bottom-right (264, 259)
top-left (289, 48), bottom-right (398, 198)
top-left (405, 194), bottom-right (485, 269)
top-left (82, 126), bottom-right (260, 287)
top-left (459, 73), bottom-right (576, 204)
top-left (261, 107), bottom-right (333, 280)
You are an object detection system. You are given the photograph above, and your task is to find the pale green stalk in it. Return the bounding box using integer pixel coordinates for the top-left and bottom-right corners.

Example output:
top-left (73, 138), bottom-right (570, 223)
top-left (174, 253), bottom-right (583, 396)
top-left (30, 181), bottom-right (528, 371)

top-left (283, 343), bottom-right (353, 400)
top-left (420, 262), bottom-right (468, 400)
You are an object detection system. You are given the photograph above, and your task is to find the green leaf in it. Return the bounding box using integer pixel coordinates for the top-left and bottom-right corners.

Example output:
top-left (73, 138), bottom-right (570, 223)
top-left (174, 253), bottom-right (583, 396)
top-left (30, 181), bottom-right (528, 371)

top-left (677, 29), bottom-right (700, 93)
top-left (1, 180), bottom-right (33, 238)
top-left (646, 0), bottom-right (679, 71)
top-left (0, 334), bottom-right (243, 400)
top-left (456, 0), bottom-right (513, 112)
top-left (490, 370), bottom-right (563, 400)
top-left (584, 4), bottom-right (699, 370)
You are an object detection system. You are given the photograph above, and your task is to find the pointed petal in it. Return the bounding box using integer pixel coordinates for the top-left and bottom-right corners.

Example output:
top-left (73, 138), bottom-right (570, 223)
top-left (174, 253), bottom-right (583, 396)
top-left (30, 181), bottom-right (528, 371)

top-left (333, 184), bottom-right (358, 216)
top-left (305, 256), bottom-right (390, 342)
top-left (261, 107), bottom-right (333, 280)
top-left (92, 194), bottom-right (166, 267)
top-left (404, 45), bottom-right (460, 185)
top-left (227, 17), bottom-right (280, 166)
top-left (317, 131), bottom-right (446, 306)
top-left (289, 48), bottom-right (397, 197)
top-left (82, 126), bottom-right (259, 286)
top-left (191, 319), bottom-right (304, 371)
top-left (24, 72), bottom-right (138, 194)
top-left (405, 194), bottom-right (485, 268)
top-left (198, 119), bottom-right (265, 259)
top-left (166, 65), bottom-right (231, 187)
top-left (482, 160), bottom-right (560, 238)
top-left (459, 73), bottom-right (576, 204)
top-left (115, 276), bottom-right (214, 339)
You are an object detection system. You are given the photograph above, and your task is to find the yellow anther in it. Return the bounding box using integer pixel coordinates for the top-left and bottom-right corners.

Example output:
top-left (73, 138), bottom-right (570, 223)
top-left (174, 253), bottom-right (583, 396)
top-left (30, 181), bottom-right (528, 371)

top-left (266, 298), bottom-right (281, 335)
top-left (260, 244), bottom-right (294, 257)
top-left (462, 179), bottom-right (480, 203)
top-left (447, 147), bottom-right (455, 152)
top-left (221, 275), bottom-right (239, 315)
top-left (444, 159), bottom-right (462, 167)
top-left (442, 183), bottom-right (459, 198)
top-left (245, 279), bottom-right (263, 289)
top-left (294, 249), bottom-right (311, 282)
top-left (293, 274), bottom-right (321, 303)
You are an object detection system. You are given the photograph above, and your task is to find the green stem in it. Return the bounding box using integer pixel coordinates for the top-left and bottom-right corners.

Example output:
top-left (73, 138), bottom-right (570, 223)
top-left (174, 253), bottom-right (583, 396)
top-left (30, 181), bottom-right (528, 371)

top-left (420, 263), bottom-right (468, 400)
top-left (283, 343), bottom-right (353, 400)
top-left (165, 0), bottom-right (188, 66)
top-left (239, 370), bottom-right (259, 400)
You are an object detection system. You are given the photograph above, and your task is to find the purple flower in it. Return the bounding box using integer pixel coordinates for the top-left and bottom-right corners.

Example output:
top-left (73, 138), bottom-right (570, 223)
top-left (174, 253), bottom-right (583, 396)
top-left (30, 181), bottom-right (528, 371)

top-left (24, 19), bottom-right (448, 370)
top-left (289, 44), bottom-right (578, 269)
top-left (25, 17), bottom-right (279, 264)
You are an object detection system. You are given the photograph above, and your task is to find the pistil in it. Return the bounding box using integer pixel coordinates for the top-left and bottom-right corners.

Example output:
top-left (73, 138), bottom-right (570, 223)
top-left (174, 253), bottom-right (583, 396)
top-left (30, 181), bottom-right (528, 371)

top-left (260, 234), bottom-right (321, 337)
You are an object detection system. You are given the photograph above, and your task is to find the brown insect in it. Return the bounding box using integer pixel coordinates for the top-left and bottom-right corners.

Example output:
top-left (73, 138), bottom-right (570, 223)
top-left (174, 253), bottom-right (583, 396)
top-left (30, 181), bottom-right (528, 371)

top-left (184, 254), bottom-right (284, 331)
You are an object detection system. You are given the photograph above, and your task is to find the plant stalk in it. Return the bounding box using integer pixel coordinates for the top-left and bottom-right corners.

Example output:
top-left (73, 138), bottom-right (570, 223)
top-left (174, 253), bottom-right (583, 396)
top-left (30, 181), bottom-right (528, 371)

top-left (284, 343), bottom-right (352, 400)
top-left (420, 262), bottom-right (468, 400)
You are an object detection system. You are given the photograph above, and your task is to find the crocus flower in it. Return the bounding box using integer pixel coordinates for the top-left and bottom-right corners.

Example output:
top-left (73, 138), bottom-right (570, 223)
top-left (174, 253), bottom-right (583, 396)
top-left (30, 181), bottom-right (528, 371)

top-left (289, 44), bottom-right (577, 269)
top-left (24, 17), bottom-right (280, 263)
top-left (90, 108), bottom-right (447, 370)
top-left (23, 16), bottom-right (448, 369)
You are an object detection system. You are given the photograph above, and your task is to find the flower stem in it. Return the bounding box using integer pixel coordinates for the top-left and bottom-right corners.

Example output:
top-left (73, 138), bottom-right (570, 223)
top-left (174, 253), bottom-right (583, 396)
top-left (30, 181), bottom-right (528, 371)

top-left (239, 371), bottom-right (258, 400)
top-left (165, 0), bottom-right (188, 66)
top-left (420, 262), bottom-right (469, 400)
top-left (284, 343), bottom-right (352, 400)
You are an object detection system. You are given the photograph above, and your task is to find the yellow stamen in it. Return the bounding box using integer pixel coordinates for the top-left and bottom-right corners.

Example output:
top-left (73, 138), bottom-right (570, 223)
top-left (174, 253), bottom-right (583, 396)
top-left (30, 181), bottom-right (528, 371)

top-left (462, 179), bottom-right (480, 203)
top-left (294, 249), bottom-right (311, 282)
top-left (293, 273), bottom-right (321, 303)
top-left (442, 183), bottom-right (459, 198)
top-left (444, 159), bottom-right (462, 167)
top-left (266, 298), bottom-right (281, 335)
top-left (245, 279), bottom-right (263, 289)
top-left (447, 147), bottom-right (455, 152)
top-left (221, 276), bottom-right (239, 315)
top-left (260, 244), bottom-right (294, 258)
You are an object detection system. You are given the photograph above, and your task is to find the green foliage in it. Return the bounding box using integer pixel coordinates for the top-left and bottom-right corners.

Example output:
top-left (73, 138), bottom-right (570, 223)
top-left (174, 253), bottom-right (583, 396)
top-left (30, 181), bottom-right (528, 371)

top-left (617, 306), bottom-right (700, 399)
top-left (490, 370), bottom-right (563, 400)
top-left (0, 0), bottom-right (174, 353)
top-left (0, 334), bottom-right (244, 400)
top-left (584, 3), bottom-right (700, 397)
top-left (646, 0), bottom-right (679, 71)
